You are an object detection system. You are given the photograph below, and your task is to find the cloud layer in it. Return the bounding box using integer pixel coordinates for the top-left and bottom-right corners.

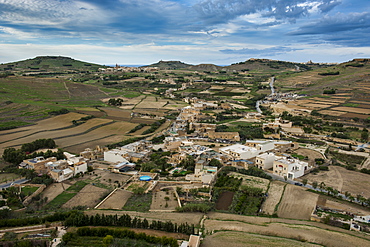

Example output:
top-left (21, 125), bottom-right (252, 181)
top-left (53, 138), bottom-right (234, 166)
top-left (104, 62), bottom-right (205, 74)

top-left (0, 0), bottom-right (369, 64)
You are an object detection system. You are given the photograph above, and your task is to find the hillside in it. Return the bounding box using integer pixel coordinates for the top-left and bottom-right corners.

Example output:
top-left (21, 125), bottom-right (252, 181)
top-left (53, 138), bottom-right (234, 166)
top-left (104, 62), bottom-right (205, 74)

top-left (142, 60), bottom-right (193, 69)
top-left (275, 58), bottom-right (370, 96)
top-left (0, 56), bottom-right (105, 74)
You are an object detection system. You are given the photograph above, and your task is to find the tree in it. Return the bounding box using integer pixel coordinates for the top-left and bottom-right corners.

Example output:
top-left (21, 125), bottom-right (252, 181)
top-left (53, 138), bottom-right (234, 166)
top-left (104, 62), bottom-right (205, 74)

top-left (312, 181), bottom-right (318, 189)
top-left (209, 159), bottom-right (223, 168)
top-left (319, 182), bottom-right (326, 191)
top-left (103, 235), bottom-right (114, 246)
top-left (302, 178), bottom-right (308, 186)
top-left (361, 129), bottom-right (369, 142)
top-left (2, 231), bottom-right (17, 241)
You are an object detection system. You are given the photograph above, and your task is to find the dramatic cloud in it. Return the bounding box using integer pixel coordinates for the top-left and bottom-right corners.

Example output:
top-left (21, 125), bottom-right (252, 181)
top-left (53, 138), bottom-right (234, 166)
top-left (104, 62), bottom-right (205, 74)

top-left (289, 12), bottom-right (370, 46)
top-left (220, 46), bottom-right (299, 56)
top-left (0, 0), bottom-right (368, 64)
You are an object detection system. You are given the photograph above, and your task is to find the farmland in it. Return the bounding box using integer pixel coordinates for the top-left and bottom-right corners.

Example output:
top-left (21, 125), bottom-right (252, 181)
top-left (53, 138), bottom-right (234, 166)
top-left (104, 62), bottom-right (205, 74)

top-left (202, 231), bottom-right (320, 247)
top-left (276, 185), bottom-right (319, 220)
top-left (261, 181), bottom-right (286, 215)
top-left (203, 212), bottom-right (370, 247)
top-left (0, 56), bottom-right (370, 245)
top-left (303, 165), bottom-right (370, 198)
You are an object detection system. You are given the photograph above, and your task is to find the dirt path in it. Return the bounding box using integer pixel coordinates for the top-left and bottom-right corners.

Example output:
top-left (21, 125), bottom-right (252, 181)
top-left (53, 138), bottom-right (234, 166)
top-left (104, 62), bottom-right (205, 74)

top-left (261, 181), bottom-right (285, 215)
top-left (63, 81), bottom-right (71, 100)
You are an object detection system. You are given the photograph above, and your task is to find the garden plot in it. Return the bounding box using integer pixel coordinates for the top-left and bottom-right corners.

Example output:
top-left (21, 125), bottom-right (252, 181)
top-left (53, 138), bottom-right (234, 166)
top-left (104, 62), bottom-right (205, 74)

top-left (41, 182), bottom-right (71, 203)
top-left (277, 185), bottom-right (318, 220)
top-left (150, 189), bottom-right (179, 211)
top-left (62, 184), bottom-right (109, 209)
top-left (261, 181), bottom-right (285, 215)
top-left (229, 172), bottom-right (270, 192)
top-left (125, 181), bottom-right (150, 193)
top-left (97, 189), bottom-right (133, 209)
top-left (90, 170), bottom-right (131, 188)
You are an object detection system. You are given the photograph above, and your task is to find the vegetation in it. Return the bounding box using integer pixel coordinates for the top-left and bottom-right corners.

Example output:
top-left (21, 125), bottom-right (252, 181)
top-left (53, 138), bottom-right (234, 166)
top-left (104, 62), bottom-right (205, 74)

top-left (64, 212), bottom-right (195, 236)
top-left (64, 227), bottom-right (178, 247)
top-left (122, 193), bottom-right (152, 212)
top-left (229, 186), bottom-right (265, 215)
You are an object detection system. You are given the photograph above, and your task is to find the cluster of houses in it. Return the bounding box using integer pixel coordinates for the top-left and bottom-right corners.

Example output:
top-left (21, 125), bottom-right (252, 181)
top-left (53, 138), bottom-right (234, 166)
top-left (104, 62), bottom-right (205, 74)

top-left (99, 103), bottom-right (311, 184)
top-left (19, 152), bottom-right (88, 182)
top-left (17, 102), bottom-right (310, 184)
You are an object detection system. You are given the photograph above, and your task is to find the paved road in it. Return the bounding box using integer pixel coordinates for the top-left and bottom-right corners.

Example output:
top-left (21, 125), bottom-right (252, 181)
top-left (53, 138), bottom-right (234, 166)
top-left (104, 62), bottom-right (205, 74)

top-left (0, 178), bottom-right (29, 189)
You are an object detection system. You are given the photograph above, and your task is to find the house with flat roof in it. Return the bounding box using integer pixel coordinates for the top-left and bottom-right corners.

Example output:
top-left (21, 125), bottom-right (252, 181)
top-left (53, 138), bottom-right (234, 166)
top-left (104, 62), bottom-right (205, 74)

top-left (273, 155), bottom-right (310, 179)
top-left (19, 156), bottom-right (57, 174)
top-left (219, 144), bottom-right (260, 161)
top-left (255, 152), bottom-right (275, 170)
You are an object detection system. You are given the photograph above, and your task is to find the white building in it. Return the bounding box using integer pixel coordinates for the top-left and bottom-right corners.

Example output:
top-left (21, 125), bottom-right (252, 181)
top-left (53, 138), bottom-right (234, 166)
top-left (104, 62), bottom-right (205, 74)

top-left (104, 149), bottom-right (130, 163)
top-left (255, 153), bottom-right (275, 170)
top-left (219, 144), bottom-right (260, 160)
top-left (244, 140), bottom-right (275, 152)
top-left (185, 162), bottom-right (218, 184)
top-left (273, 156), bottom-right (309, 179)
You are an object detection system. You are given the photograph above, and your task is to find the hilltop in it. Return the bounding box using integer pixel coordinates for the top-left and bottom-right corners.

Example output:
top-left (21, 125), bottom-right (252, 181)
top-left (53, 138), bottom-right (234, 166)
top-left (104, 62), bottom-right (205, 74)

top-left (142, 60), bottom-right (193, 69)
top-left (0, 56), bottom-right (105, 74)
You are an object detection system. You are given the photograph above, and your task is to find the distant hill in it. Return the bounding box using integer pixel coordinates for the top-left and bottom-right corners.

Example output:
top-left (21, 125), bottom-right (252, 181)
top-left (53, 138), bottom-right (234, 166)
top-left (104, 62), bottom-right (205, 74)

top-left (0, 56), bottom-right (105, 74)
top-left (143, 58), bottom-right (326, 72)
top-left (189, 64), bottom-right (222, 71)
top-left (142, 60), bottom-right (193, 70)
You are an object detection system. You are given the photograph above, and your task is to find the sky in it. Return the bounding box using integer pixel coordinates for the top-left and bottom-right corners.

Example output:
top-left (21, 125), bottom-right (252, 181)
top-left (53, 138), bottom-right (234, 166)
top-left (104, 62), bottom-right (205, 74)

top-left (0, 0), bottom-right (369, 65)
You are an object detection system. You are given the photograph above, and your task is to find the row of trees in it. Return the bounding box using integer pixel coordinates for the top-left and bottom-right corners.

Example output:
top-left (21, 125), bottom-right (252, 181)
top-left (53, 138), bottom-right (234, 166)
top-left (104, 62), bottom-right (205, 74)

top-left (64, 227), bottom-right (178, 247)
top-left (64, 212), bottom-right (196, 235)
top-left (310, 181), bottom-right (370, 207)
top-left (0, 211), bottom-right (73, 226)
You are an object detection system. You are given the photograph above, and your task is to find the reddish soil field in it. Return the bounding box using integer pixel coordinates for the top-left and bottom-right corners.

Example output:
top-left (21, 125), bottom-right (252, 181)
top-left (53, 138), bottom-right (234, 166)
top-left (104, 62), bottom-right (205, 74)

top-left (215, 191), bottom-right (234, 210)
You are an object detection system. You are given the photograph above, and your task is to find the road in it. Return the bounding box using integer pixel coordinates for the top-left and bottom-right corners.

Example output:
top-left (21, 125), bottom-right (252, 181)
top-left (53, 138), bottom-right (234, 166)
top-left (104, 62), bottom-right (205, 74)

top-left (0, 178), bottom-right (29, 189)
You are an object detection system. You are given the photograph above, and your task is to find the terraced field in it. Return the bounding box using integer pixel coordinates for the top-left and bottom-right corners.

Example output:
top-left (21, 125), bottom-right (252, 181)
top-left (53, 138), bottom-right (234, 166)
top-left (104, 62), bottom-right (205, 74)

top-left (0, 112), bottom-right (140, 154)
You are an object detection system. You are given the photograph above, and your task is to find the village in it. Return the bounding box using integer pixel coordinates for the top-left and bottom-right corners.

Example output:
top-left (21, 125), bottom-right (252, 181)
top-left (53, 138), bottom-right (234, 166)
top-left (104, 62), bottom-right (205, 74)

top-left (8, 95), bottom-right (370, 247)
top-left (1, 56), bottom-right (370, 246)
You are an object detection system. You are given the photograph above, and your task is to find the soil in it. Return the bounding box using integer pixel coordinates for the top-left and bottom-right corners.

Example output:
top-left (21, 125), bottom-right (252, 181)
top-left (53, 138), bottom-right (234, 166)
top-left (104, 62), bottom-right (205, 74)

top-left (41, 182), bottom-right (71, 203)
top-left (304, 166), bottom-right (370, 198)
top-left (202, 231), bottom-right (320, 247)
top-left (150, 189), bottom-right (179, 211)
top-left (294, 148), bottom-right (325, 166)
top-left (204, 212), bottom-right (370, 247)
top-left (261, 181), bottom-right (285, 215)
top-left (215, 191), bottom-right (234, 210)
top-left (97, 189), bottom-right (133, 210)
top-left (277, 185), bottom-right (319, 220)
top-left (62, 184), bottom-right (109, 208)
